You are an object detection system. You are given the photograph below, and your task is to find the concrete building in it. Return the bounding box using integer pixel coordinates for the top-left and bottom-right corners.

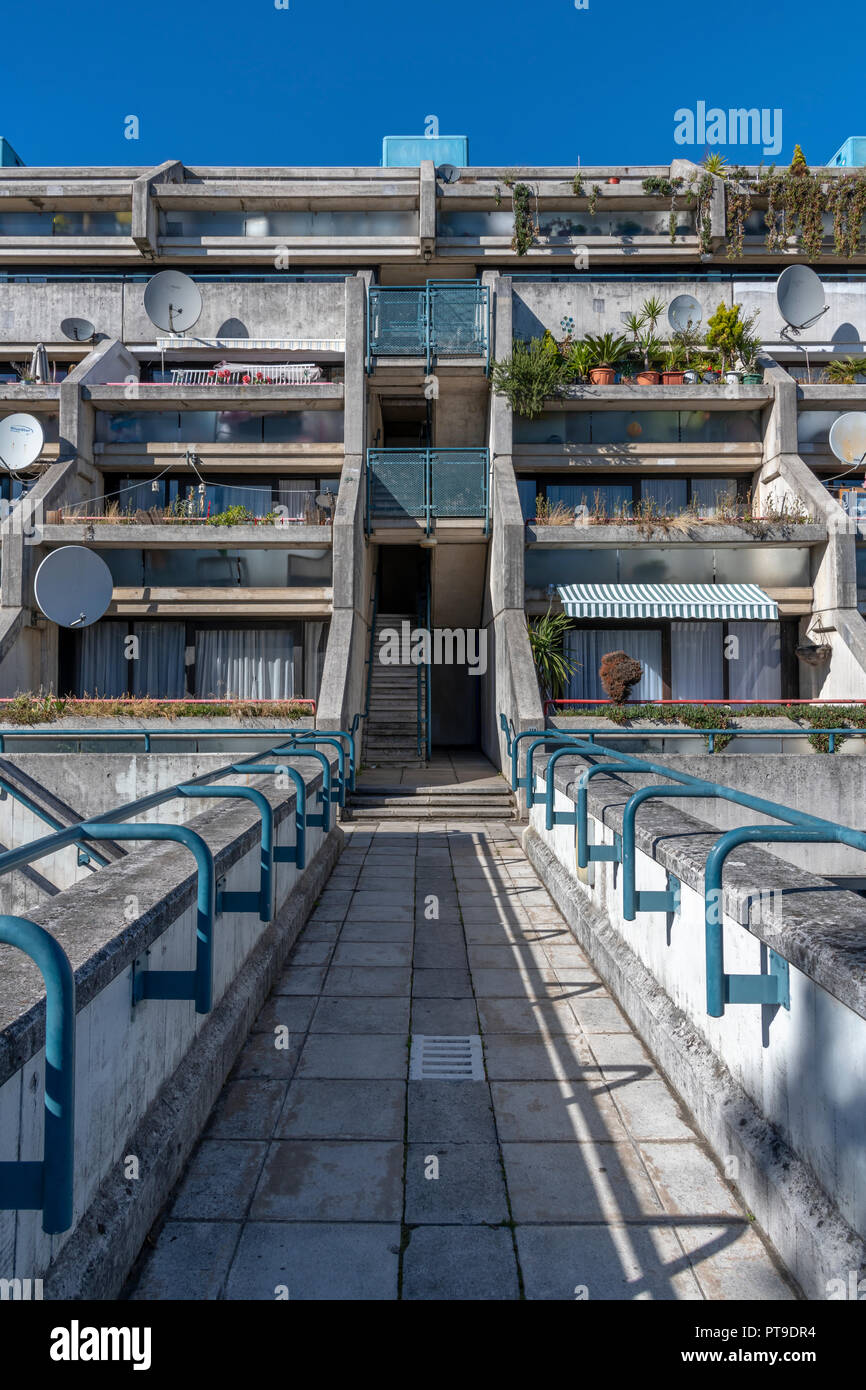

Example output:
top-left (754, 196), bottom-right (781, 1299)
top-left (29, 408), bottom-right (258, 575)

top-left (2, 154), bottom-right (866, 769)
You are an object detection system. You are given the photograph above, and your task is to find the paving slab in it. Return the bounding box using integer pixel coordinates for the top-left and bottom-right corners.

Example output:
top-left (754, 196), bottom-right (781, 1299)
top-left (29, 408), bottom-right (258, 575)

top-left (224, 1224), bottom-right (401, 1300)
top-left (129, 1222), bottom-right (241, 1301)
top-left (402, 1226), bottom-right (520, 1301)
top-left (407, 1080), bottom-right (498, 1143)
top-left (170, 1140), bottom-right (269, 1221)
top-left (404, 1142), bottom-right (509, 1224)
top-left (516, 1224), bottom-right (704, 1301)
top-left (251, 1140), bottom-right (404, 1221)
top-left (277, 1079), bottom-right (406, 1140)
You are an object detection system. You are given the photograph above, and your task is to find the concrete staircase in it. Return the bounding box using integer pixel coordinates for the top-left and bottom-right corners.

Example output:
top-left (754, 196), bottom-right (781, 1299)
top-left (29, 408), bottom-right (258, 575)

top-left (362, 611), bottom-right (428, 768)
top-left (343, 781), bottom-right (517, 822)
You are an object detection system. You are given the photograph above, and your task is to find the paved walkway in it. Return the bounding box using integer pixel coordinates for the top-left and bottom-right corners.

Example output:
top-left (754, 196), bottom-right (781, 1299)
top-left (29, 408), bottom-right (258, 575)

top-left (354, 749), bottom-right (504, 789)
top-left (128, 821), bottom-right (794, 1301)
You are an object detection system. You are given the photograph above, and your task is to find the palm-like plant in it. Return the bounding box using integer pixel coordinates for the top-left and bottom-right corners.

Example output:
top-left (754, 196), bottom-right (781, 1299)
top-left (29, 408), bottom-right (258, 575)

top-left (564, 339), bottom-right (594, 382)
top-left (584, 332), bottom-right (631, 369)
top-left (527, 608), bottom-right (578, 700)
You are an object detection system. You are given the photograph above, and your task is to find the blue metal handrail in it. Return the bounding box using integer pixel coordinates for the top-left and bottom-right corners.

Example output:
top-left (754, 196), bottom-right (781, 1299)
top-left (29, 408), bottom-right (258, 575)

top-left (0, 737), bottom-right (338, 1231)
top-left (366, 448), bottom-right (490, 537)
top-left (502, 715), bottom-right (866, 1019)
top-left (0, 772), bottom-right (110, 868)
top-left (0, 726), bottom-right (316, 754)
top-left (0, 915), bottom-right (75, 1233)
top-left (367, 281), bottom-right (489, 372)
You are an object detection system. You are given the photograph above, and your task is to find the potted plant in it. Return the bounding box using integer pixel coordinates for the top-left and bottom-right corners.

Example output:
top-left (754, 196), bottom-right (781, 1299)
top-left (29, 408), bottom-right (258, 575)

top-left (740, 331), bottom-right (764, 385)
top-left (599, 650), bottom-right (643, 703)
top-left (661, 343), bottom-right (686, 385)
top-left (584, 332), bottom-right (631, 385)
top-left (706, 302), bottom-right (761, 385)
top-left (827, 355), bottom-right (866, 385)
top-left (564, 338), bottom-right (594, 384)
top-left (527, 608), bottom-right (578, 702)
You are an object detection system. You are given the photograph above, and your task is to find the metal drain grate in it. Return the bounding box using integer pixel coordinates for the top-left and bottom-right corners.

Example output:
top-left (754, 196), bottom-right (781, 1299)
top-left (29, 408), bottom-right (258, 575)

top-left (409, 1034), bottom-right (484, 1081)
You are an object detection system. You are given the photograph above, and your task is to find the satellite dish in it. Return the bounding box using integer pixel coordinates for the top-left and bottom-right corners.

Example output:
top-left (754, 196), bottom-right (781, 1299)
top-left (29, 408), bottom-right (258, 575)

top-left (829, 412), bottom-right (866, 467)
top-left (776, 265), bottom-right (828, 334)
top-left (437, 164), bottom-right (461, 184)
top-left (34, 547), bottom-right (113, 629)
top-left (143, 271), bottom-right (202, 334)
top-left (316, 491), bottom-right (336, 510)
top-left (668, 294), bottom-right (703, 333)
top-left (0, 414), bottom-right (45, 472)
top-left (61, 317), bottom-right (96, 342)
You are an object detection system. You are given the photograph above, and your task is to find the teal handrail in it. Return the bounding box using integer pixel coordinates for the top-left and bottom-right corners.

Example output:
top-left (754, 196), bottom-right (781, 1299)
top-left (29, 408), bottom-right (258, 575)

top-left (0, 915), bottom-right (75, 1233)
top-left (0, 772), bottom-right (110, 868)
top-left (501, 713), bottom-right (866, 1019)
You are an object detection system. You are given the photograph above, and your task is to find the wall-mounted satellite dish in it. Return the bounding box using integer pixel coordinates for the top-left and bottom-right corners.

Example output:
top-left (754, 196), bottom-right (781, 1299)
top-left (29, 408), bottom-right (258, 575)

top-left (668, 294), bottom-right (702, 333)
top-left (143, 271), bottom-right (202, 334)
top-left (776, 265), bottom-right (829, 382)
top-left (61, 317), bottom-right (96, 343)
top-left (34, 547), bottom-right (113, 629)
top-left (437, 164), bottom-right (461, 184)
top-left (776, 265), bottom-right (828, 335)
top-left (0, 413), bottom-right (45, 472)
top-left (829, 412), bottom-right (866, 468)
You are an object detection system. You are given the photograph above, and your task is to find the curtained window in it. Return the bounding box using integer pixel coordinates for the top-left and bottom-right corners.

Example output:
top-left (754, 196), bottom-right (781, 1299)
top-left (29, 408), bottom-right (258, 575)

top-left (563, 628), bottom-right (663, 701)
top-left (670, 622), bottom-right (724, 700)
top-left (74, 621), bottom-right (128, 697)
top-left (194, 629), bottom-right (295, 699)
top-left (130, 623), bottom-right (186, 698)
top-left (727, 621), bottom-right (781, 700)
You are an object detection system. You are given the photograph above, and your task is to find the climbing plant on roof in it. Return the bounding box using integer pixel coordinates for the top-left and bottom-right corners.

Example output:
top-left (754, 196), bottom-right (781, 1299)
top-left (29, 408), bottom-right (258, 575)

top-left (641, 175), bottom-right (685, 244)
top-left (510, 182), bottom-right (537, 255)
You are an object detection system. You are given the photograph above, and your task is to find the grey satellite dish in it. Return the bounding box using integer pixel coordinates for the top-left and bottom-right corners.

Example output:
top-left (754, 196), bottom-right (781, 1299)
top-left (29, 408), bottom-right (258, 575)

top-left (143, 271), bottom-right (202, 334)
top-left (34, 546), bottom-right (113, 629)
top-left (437, 164), bottom-right (461, 184)
top-left (0, 413), bottom-right (44, 472)
top-left (316, 491), bottom-right (336, 510)
top-left (61, 317), bottom-right (96, 342)
top-left (668, 294), bottom-right (703, 333)
top-left (829, 412), bottom-right (866, 467)
top-left (776, 265), bottom-right (828, 333)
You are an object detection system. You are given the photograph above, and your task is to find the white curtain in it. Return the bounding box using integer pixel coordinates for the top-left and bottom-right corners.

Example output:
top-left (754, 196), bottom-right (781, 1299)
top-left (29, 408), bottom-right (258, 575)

top-left (195, 629), bottom-right (294, 699)
top-left (131, 622), bottom-right (186, 698)
top-left (564, 628), bottom-right (663, 701)
top-left (691, 478), bottom-right (737, 517)
top-left (671, 621), bottom-right (724, 700)
top-left (727, 621), bottom-right (781, 700)
top-left (75, 621), bottom-right (128, 696)
top-left (641, 477), bottom-right (687, 513)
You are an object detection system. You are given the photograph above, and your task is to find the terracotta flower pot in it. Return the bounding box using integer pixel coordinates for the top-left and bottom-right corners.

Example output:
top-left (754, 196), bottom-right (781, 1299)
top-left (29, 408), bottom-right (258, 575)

top-left (635, 370), bottom-right (660, 385)
top-left (588, 366), bottom-right (616, 385)
top-left (660, 371), bottom-right (685, 385)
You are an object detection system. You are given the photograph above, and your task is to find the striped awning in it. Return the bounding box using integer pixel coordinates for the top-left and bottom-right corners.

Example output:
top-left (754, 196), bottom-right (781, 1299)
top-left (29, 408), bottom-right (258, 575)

top-left (156, 337), bottom-right (346, 352)
top-left (556, 583), bottom-right (778, 621)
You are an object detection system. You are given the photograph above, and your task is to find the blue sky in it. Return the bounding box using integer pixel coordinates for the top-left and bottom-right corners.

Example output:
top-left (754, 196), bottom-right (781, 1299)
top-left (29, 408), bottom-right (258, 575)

top-left (1, 0), bottom-right (862, 169)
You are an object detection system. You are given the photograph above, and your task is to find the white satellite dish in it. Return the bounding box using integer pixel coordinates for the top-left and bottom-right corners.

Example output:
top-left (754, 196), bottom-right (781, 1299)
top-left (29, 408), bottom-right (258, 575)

top-left (0, 414), bottom-right (45, 472)
top-left (668, 294), bottom-right (702, 333)
top-left (829, 412), bottom-right (866, 468)
top-left (143, 271), bottom-right (202, 334)
top-left (34, 547), bottom-right (113, 628)
top-left (776, 266), bottom-right (829, 382)
top-left (776, 265), bottom-right (828, 334)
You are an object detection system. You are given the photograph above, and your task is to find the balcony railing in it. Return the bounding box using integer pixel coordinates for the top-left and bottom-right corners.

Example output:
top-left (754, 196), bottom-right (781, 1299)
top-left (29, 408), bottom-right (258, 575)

top-left (367, 281), bottom-right (489, 371)
top-left (366, 448), bottom-right (489, 535)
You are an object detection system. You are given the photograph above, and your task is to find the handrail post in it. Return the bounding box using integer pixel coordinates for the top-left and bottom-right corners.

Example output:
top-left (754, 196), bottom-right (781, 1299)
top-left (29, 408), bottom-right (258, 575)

top-left (82, 822), bottom-right (216, 1014)
top-left (0, 916), bottom-right (75, 1233)
top-left (235, 763), bottom-right (307, 870)
top-left (177, 785), bottom-right (274, 922)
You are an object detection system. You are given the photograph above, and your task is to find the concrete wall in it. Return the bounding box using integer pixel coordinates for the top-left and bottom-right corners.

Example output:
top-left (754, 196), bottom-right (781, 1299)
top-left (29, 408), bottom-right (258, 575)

top-left (513, 278), bottom-right (866, 352)
top-left (480, 278), bottom-right (544, 779)
top-left (0, 748), bottom-right (341, 1297)
top-left (527, 755), bottom-right (866, 1300)
top-left (0, 280), bottom-right (347, 347)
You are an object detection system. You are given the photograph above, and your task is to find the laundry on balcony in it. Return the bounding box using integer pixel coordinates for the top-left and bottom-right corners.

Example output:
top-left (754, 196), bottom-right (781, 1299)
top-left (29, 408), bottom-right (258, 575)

top-left (556, 582), bottom-right (779, 621)
top-left (170, 362), bottom-right (324, 386)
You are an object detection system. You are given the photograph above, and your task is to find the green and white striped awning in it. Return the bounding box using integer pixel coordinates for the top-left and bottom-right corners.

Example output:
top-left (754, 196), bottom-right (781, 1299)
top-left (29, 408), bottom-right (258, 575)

top-left (556, 583), bottom-right (778, 621)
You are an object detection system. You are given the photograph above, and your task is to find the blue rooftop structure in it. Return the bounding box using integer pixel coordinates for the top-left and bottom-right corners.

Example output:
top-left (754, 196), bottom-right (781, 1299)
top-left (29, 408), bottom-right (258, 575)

top-left (382, 134), bottom-right (469, 168)
top-left (827, 136), bottom-right (866, 167)
top-left (0, 137), bottom-right (24, 167)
